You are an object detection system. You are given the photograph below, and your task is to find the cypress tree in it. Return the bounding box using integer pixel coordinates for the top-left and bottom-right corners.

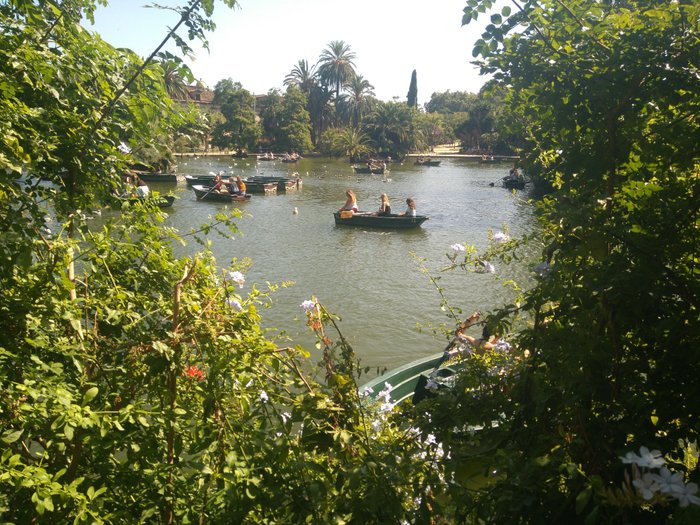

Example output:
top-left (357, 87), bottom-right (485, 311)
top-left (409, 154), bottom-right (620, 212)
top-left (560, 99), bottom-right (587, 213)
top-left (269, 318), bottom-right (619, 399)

top-left (407, 69), bottom-right (418, 108)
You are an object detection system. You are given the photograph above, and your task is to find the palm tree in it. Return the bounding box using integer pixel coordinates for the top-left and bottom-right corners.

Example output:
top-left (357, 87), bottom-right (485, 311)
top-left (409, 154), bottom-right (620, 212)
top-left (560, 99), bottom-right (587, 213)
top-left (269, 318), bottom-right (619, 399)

top-left (316, 40), bottom-right (357, 100)
top-left (283, 60), bottom-right (318, 96)
top-left (341, 75), bottom-right (375, 127)
top-left (159, 59), bottom-right (191, 102)
top-left (365, 102), bottom-right (413, 158)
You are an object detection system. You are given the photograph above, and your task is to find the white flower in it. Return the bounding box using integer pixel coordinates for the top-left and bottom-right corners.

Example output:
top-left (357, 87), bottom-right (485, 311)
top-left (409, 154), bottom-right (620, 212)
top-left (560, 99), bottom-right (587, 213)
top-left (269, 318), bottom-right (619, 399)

top-left (493, 231), bottom-right (509, 243)
top-left (259, 390), bottom-right (269, 403)
top-left (476, 261), bottom-right (495, 273)
top-left (671, 482), bottom-right (700, 507)
top-left (652, 467), bottom-right (685, 495)
top-left (359, 386), bottom-right (374, 397)
top-left (632, 472), bottom-right (660, 500)
top-left (371, 419), bottom-right (382, 432)
top-left (117, 142), bottom-right (131, 154)
top-left (379, 401), bottom-right (395, 412)
top-left (228, 271), bottom-right (245, 287)
top-left (620, 446), bottom-right (665, 469)
top-left (300, 299), bottom-right (315, 312)
top-left (450, 243), bottom-right (466, 254)
top-left (226, 298), bottom-right (242, 311)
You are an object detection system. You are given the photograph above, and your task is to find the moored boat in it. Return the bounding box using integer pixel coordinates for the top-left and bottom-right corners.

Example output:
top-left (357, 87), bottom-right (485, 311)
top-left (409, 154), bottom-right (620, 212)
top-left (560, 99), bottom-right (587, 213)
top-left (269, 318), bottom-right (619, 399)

top-left (414, 158), bottom-right (441, 166)
top-left (246, 176), bottom-right (302, 192)
top-left (359, 351), bottom-right (461, 405)
top-left (352, 165), bottom-right (386, 175)
top-left (191, 184), bottom-right (252, 202)
top-left (333, 211), bottom-right (428, 229)
top-left (130, 171), bottom-right (178, 183)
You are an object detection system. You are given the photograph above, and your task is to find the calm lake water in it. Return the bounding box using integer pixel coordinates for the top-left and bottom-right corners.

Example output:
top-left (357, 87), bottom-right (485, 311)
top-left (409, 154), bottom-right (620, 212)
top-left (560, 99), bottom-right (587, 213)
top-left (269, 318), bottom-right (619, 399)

top-left (147, 155), bottom-right (538, 375)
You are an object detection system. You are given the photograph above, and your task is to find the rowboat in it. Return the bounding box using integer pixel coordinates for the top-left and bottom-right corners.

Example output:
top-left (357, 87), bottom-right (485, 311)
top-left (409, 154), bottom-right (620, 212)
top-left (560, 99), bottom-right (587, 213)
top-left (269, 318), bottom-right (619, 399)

top-left (333, 211), bottom-right (428, 229)
top-left (185, 175), bottom-right (277, 194)
top-left (502, 176), bottom-right (526, 190)
top-left (352, 165), bottom-right (386, 175)
top-left (131, 171), bottom-right (178, 183)
top-left (191, 184), bottom-right (252, 202)
top-left (121, 194), bottom-right (176, 208)
top-left (246, 176), bottom-right (302, 192)
top-left (414, 159), bottom-right (441, 167)
top-left (359, 351), bottom-right (461, 405)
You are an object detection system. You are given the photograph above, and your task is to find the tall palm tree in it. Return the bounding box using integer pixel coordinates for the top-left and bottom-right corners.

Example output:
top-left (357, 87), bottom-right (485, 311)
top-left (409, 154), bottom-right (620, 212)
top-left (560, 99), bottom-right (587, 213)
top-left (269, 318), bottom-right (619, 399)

top-left (316, 40), bottom-right (357, 100)
top-left (341, 74), bottom-right (375, 127)
top-left (283, 59), bottom-right (318, 96)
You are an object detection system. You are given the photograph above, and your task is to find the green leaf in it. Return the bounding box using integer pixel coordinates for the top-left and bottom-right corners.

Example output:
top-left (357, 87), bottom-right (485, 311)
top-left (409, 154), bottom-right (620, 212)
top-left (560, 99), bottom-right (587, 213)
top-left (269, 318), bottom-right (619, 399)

top-left (82, 387), bottom-right (99, 405)
top-left (1, 429), bottom-right (23, 444)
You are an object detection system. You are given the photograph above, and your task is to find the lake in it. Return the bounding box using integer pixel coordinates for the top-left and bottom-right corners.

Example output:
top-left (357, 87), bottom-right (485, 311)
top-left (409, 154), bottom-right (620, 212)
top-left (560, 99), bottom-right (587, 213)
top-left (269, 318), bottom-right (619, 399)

top-left (147, 155), bottom-right (537, 375)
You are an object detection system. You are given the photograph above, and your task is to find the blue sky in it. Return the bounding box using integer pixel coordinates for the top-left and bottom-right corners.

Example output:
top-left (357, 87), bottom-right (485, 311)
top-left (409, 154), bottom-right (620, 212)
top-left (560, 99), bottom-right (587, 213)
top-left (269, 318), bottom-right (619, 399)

top-left (88, 0), bottom-right (494, 106)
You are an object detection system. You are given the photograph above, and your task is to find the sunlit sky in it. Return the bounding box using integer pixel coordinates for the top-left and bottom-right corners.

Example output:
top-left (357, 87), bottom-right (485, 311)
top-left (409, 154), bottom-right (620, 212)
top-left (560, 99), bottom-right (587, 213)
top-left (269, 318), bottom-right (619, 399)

top-left (87, 0), bottom-right (494, 106)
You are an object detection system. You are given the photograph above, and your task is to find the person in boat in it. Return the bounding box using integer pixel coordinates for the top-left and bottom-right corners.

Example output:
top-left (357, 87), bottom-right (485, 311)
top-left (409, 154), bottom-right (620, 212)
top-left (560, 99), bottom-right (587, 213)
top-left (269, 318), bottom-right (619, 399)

top-left (135, 175), bottom-right (150, 198)
top-left (226, 176), bottom-right (239, 194)
top-left (339, 189), bottom-right (359, 213)
top-left (400, 197), bottom-right (417, 217)
top-left (376, 193), bottom-right (391, 216)
top-left (211, 172), bottom-right (224, 192)
top-left (235, 176), bottom-right (246, 196)
top-left (508, 165), bottom-right (521, 180)
top-left (446, 312), bottom-right (510, 358)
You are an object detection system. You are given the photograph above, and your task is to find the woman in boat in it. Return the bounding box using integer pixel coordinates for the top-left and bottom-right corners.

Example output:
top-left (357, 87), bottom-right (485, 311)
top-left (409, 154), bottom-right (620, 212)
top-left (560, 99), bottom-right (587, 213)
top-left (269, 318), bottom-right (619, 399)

top-left (377, 193), bottom-right (391, 216)
top-left (211, 173), bottom-right (224, 192)
top-left (135, 175), bottom-right (150, 197)
top-left (235, 176), bottom-right (246, 196)
top-left (400, 197), bottom-right (417, 217)
top-left (226, 176), bottom-right (239, 194)
top-left (339, 190), bottom-right (359, 213)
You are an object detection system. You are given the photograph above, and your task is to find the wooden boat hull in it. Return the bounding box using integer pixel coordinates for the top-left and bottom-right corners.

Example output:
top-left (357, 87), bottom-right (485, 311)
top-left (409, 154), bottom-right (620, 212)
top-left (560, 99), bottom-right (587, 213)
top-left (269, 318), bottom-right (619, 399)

top-left (333, 212), bottom-right (428, 229)
top-left (352, 165), bottom-right (385, 174)
top-left (415, 160), bottom-right (441, 166)
top-left (191, 185), bottom-right (252, 202)
top-left (246, 176), bottom-right (302, 192)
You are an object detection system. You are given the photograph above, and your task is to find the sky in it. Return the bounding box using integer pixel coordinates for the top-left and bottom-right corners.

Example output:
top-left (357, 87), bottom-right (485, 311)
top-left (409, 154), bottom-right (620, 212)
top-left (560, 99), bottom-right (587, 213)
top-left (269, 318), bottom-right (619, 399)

top-left (87, 0), bottom-right (494, 107)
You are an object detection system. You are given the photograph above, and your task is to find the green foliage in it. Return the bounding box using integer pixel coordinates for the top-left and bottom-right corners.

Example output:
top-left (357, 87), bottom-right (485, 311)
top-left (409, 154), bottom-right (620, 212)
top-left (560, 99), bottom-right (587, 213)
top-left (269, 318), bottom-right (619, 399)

top-left (211, 79), bottom-right (261, 151)
top-left (408, 0), bottom-right (700, 522)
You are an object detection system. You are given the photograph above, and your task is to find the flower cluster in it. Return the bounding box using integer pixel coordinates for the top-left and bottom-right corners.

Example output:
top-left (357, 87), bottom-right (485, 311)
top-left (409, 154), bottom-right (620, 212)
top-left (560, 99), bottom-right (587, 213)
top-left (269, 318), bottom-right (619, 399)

top-left (621, 446), bottom-right (700, 507)
top-left (184, 365), bottom-right (205, 382)
top-left (226, 297), bottom-right (242, 311)
top-left (493, 231), bottom-right (510, 243)
top-left (450, 243), bottom-right (466, 254)
top-left (227, 271), bottom-right (245, 288)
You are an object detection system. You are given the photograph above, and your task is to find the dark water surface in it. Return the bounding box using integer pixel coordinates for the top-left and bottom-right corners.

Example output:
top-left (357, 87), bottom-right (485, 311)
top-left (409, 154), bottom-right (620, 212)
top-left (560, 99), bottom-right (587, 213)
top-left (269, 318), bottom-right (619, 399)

top-left (147, 155), bottom-right (538, 374)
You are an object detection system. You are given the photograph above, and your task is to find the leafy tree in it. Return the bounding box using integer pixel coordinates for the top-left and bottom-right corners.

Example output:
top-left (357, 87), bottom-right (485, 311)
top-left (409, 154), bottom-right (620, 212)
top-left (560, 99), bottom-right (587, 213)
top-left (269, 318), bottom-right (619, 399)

top-left (0, 1), bottom-right (442, 522)
top-left (211, 80), bottom-right (261, 152)
top-left (276, 86), bottom-right (313, 153)
top-left (364, 101), bottom-right (414, 159)
top-left (414, 1), bottom-right (700, 523)
top-left (407, 69), bottom-right (418, 109)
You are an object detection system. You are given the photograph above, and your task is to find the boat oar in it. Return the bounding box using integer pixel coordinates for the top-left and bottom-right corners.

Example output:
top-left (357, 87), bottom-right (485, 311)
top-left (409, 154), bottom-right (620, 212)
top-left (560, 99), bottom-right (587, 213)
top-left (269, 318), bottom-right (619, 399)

top-left (198, 184), bottom-right (219, 201)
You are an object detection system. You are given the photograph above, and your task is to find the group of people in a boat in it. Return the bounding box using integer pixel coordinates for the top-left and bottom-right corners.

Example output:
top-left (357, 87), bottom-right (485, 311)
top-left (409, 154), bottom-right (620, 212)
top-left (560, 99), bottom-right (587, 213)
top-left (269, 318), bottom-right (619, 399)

top-left (119, 172), bottom-right (150, 198)
top-left (508, 165), bottom-right (523, 182)
top-left (339, 190), bottom-right (417, 217)
top-left (211, 171), bottom-right (246, 195)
